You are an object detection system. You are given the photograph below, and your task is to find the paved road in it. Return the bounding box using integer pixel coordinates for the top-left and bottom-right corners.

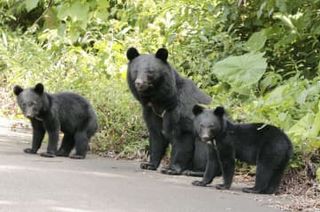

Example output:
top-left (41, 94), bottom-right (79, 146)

top-left (0, 118), bottom-right (285, 212)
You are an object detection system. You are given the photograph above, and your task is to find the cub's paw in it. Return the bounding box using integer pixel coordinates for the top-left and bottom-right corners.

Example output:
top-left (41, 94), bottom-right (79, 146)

top-left (242, 187), bottom-right (260, 194)
top-left (40, 152), bottom-right (55, 158)
top-left (140, 162), bottom-right (157, 170)
top-left (69, 154), bottom-right (85, 159)
top-left (192, 180), bottom-right (207, 187)
top-left (160, 168), bottom-right (181, 175)
top-left (55, 150), bottom-right (69, 157)
top-left (182, 170), bottom-right (204, 177)
top-left (216, 184), bottom-right (230, 190)
top-left (24, 148), bottom-right (37, 154)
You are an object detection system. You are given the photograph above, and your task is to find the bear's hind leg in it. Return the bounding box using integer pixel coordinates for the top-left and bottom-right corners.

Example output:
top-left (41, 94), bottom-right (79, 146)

top-left (263, 161), bottom-right (289, 194)
top-left (243, 163), bottom-right (273, 194)
top-left (56, 134), bottom-right (75, 157)
top-left (70, 131), bottom-right (88, 159)
top-left (161, 133), bottom-right (194, 175)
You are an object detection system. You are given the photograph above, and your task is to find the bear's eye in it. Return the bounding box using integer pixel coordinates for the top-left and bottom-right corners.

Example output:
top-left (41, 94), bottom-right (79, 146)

top-left (200, 124), bottom-right (214, 129)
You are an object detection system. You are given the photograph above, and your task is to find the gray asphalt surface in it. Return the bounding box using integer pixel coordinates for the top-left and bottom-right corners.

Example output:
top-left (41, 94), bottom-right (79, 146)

top-left (0, 118), bottom-right (285, 212)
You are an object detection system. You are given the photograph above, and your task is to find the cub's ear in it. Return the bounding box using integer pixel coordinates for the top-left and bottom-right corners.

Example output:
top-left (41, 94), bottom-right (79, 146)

top-left (214, 106), bottom-right (225, 117)
top-left (155, 48), bottom-right (168, 62)
top-left (13, 85), bottom-right (23, 96)
top-left (127, 47), bottom-right (140, 61)
top-left (192, 104), bottom-right (205, 116)
top-left (34, 83), bottom-right (44, 95)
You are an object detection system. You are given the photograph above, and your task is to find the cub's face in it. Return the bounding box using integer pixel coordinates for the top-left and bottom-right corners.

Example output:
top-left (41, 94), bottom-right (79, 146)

top-left (127, 48), bottom-right (170, 93)
top-left (193, 105), bottom-right (225, 143)
top-left (13, 83), bottom-right (45, 119)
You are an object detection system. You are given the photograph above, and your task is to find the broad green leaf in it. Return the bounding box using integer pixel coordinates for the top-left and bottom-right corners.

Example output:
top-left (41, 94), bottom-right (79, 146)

top-left (310, 101), bottom-right (320, 137)
top-left (264, 85), bottom-right (287, 105)
top-left (25, 0), bottom-right (39, 12)
top-left (43, 8), bottom-right (60, 29)
top-left (288, 113), bottom-right (314, 140)
top-left (69, 24), bottom-right (80, 43)
top-left (296, 82), bottom-right (320, 105)
top-left (57, 2), bottom-right (89, 22)
top-left (57, 3), bottom-right (69, 20)
top-left (212, 52), bottom-right (267, 93)
top-left (276, 0), bottom-right (287, 13)
top-left (199, 35), bottom-right (208, 43)
top-left (68, 2), bottom-right (89, 22)
top-left (245, 30), bottom-right (267, 52)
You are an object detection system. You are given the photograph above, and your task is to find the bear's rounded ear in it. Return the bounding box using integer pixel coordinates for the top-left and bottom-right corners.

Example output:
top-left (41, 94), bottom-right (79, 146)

top-left (13, 85), bottom-right (23, 96)
top-left (34, 83), bottom-right (44, 95)
top-left (214, 106), bottom-right (225, 117)
top-left (127, 47), bottom-right (140, 61)
top-left (192, 104), bottom-right (205, 116)
top-left (155, 48), bottom-right (168, 62)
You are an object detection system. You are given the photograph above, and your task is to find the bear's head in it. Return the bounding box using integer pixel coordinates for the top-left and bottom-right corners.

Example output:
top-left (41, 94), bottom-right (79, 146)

top-left (13, 83), bottom-right (47, 119)
top-left (126, 47), bottom-right (171, 94)
top-left (192, 105), bottom-right (225, 143)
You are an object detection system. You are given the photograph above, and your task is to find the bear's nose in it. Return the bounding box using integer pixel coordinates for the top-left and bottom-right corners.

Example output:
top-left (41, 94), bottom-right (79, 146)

top-left (201, 135), bottom-right (210, 141)
top-left (135, 79), bottom-right (144, 90)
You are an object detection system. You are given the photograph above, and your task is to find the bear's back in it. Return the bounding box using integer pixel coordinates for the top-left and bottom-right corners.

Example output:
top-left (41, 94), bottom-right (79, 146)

top-left (176, 74), bottom-right (211, 118)
top-left (51, 92), bottom-right (97, 133)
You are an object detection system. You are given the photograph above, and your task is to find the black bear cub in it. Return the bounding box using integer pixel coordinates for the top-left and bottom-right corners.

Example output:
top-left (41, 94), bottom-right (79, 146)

top-left (14, 83), bottom-right (98, 159)
top-left (192, 105), bottom-right (293, 194)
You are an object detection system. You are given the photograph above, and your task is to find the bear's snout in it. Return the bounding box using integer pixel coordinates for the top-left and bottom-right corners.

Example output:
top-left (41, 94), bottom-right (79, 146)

top-left (199, 127), bottom-right (214, 143)
top-left (135, 79), bottom-right (149, 91)
top-left (200, 135), bottom-right (211, 143)
top-left (25, 113), bottom-right (34, 119)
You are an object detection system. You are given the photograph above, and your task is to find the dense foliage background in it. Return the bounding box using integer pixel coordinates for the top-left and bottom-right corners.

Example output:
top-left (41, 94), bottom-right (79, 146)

top-left (0, 0), bottom-right (319, 182)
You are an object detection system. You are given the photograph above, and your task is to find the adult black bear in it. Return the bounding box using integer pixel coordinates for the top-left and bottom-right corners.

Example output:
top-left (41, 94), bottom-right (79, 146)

top-left (126, 47), bottom-right (211, 175)
top-left (13, 83), bottom-right (98, 159)
top-left (192, 105), bottom-right (293, 194)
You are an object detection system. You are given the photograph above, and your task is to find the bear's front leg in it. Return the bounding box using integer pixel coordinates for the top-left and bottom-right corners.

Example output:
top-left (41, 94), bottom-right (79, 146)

top-left (25, 119), bottom-right (45, 154)
top-left (163, 133), bottom-right (194, 175)
top-left (142, 108), bottom-right (169, 170)
top-left (145, 134), bottom-right (169, 170)
top-left (215, 147), bottom-right (235, 190)
top-left (193, 143), bottom-right (220, 186)
top-left (40, 121), bottom-right (60, 158)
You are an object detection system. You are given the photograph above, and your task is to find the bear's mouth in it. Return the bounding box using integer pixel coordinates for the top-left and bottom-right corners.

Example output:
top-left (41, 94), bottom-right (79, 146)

top-left (25, 114), bottom-right (35, 119)
top-left (136, 84), bottom-right (153, 92)
top-left (200, 137), bottom-right (213, 143)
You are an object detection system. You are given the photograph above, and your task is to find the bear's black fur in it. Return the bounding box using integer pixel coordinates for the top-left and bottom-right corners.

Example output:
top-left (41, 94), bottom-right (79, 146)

top-left (192, 105), bottom-right (293, 194)
top-left (13, 83), bottom-right (98, 159)
top-left (126, 47), bottom-right (211, 175)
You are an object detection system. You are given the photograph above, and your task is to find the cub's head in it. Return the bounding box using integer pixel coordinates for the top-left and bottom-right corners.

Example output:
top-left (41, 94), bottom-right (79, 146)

top-left (192, 105), bottom-right (225, 143)
top-left (13, 83), bottom-right (46, 119)
top-left (126, 47), bottom-right (170, 93)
